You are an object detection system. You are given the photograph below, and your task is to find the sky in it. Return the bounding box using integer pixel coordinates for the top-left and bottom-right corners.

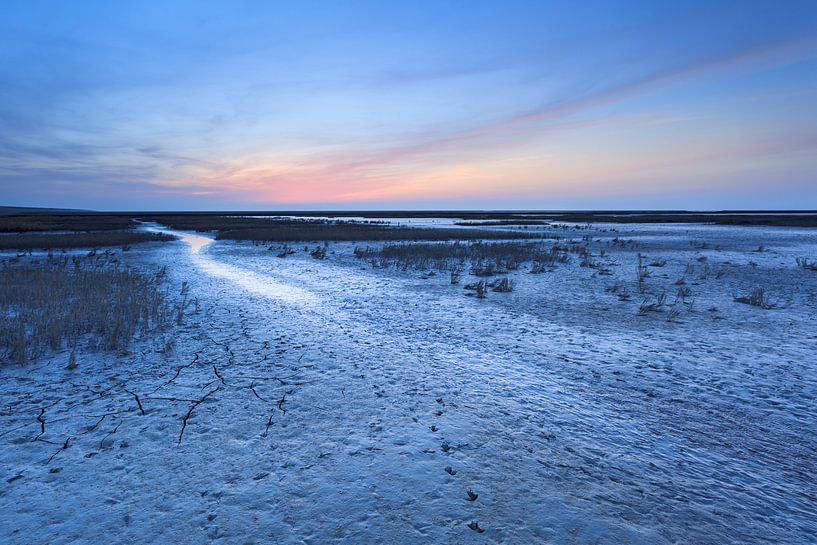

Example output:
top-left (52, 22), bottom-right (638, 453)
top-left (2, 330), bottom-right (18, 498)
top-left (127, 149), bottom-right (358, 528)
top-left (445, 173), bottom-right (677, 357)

top-left (1, 0), bottom-right (816, 211)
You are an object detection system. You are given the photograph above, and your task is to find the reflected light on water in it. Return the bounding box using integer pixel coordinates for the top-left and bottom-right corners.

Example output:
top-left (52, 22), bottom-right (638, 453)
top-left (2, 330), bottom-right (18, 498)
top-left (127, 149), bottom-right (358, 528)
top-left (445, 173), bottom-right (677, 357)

top-left (170, 229), bottom-right (319, 306)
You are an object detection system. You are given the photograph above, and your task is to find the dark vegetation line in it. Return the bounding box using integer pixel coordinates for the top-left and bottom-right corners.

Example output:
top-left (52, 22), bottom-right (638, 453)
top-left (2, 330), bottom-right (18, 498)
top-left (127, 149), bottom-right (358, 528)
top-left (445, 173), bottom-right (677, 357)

top-left (135, 210), bottom-right (817, 226)
top-left (137, 215), bottom-right (544, 241)
top-left (0, 214), bottom-right (137, 232)
top-left (3, 209), bottom-right (817, 229)
top-left (0, 231), bottom-right (175, 251)
top-left (217, 225), bottom-right (543, 242)
top-left (353, 241), bottom-right (571, 271)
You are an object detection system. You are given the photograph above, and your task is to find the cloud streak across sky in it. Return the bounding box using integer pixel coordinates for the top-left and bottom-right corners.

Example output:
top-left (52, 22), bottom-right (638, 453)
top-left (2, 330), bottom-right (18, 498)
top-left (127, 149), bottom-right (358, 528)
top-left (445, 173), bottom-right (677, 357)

top-left (1, 0), bottom-right (816, 210)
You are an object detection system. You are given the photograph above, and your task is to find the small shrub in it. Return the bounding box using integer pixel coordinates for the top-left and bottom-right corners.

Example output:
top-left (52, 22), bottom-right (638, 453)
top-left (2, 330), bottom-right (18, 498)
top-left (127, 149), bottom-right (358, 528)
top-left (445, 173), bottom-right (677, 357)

top-left (450, 269), bottom-right (461, 284)
top-left (638, 291), bottom-right (667, 314)
top-left (310, 246), bottom-right (327, 259)
top-left (796, 258), bottom-right (817, 271)
top-left (733, 288), bottom-right (775, 309)
top-left (463, 280), bottom-right (487, 298)
top-left (489, 278), bottom-right (514, 292)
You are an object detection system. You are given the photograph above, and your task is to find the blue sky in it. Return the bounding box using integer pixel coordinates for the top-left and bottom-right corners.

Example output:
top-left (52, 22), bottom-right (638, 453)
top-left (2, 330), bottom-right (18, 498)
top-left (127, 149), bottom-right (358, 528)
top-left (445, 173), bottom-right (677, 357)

top-left (1, 0), bottom-right (816, 210)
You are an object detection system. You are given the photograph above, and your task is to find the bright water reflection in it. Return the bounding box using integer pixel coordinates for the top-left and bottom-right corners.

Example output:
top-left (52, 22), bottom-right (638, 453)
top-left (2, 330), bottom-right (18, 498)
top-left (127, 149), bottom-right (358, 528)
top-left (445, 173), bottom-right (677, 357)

top-left (157, 227), bottom-right (318, 306)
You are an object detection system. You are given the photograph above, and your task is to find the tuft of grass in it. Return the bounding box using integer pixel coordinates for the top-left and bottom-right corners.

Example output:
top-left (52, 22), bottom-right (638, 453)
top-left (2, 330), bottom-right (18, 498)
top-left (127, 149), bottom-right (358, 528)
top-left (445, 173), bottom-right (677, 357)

top-left (489, 278), bottom-right (514, 292)
top-left (733, 288), bottom-right (775, 309)
top-left (310, 245), bottom-right (327, 259)
top-left (796, 257), bottom-right (817, 271)
top-left (636, 253), bottom-right (650, 293)
top-left (638, 291), bottom-right (667, 314)
top-left (0, 256), bottom-right (177, 363)
top-left (463, 280), bottom-right (488, 298)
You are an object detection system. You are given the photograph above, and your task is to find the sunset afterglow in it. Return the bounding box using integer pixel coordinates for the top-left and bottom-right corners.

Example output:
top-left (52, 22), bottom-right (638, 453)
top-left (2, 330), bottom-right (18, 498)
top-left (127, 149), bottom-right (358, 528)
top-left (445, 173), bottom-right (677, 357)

top-left (2, 1), bottom-right (816, 209)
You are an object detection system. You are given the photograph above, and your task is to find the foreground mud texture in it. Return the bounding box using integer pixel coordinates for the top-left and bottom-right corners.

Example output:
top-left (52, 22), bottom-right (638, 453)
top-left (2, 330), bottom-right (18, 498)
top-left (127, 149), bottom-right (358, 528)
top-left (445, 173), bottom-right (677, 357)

top-left (2, 221), bottom-right (816, 544)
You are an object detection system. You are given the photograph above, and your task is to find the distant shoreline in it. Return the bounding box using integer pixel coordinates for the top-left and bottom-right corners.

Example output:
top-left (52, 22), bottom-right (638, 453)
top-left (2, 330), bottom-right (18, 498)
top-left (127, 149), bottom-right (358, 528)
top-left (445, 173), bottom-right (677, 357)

top-left (3, 207), bottom-right (817, 227)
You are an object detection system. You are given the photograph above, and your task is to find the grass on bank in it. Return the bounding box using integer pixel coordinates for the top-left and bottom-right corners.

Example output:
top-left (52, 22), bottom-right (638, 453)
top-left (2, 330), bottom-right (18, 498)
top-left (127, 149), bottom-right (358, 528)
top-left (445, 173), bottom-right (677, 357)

top-left (353, 241), bottom-right (571, 272)
top-left (0, 231), bottom-right (175, 251)
top-left (143, 214), bottom-right (544, 241)
top-left (219, 224), bottom-right (542, 242)
top-left (0, 214), bottom-right (137, 233)
top-left (0, 256), bottom-right (178, 363)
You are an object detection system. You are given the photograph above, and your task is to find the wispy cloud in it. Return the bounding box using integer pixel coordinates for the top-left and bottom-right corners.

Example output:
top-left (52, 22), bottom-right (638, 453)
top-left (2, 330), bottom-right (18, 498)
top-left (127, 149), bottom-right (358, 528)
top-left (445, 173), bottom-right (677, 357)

top-left (2, 1), bottom-right (816, 208)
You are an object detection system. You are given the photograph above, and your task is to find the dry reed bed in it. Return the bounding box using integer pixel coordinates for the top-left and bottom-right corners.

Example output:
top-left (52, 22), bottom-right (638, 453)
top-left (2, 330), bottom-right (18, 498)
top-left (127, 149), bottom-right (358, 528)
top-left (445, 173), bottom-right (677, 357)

top-left (144, 215), bottom-right (544, 242)
top-left (353, 241), bottom-right (571, 272)
top-left (0, 214), bottom-right (137, 233)
top-left (217, 224), bottom-right (541, 242)
top-left (0, 231), bottom-right (175, 250)
top-left (0, 257), bottom-right (176, 363)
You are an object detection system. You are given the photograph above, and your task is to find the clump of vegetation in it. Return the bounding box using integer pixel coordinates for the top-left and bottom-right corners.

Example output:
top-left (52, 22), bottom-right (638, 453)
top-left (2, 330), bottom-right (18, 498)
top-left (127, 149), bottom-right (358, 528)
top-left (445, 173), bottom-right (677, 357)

top-left (636, 253), bottom-right (651, 293)
top-left (220, 223), bottom-right (539, 242)
top-left (463, 280), bottom-right (488, 298)
top-left (354, 241), bottom-right (569, 272)
top-left (0, 214), bottom-right (137, 233)
top-left (676, 286), bottom-right (693, 300)
top-left (733, 288), bottom-right (775, 309)
top-left (471, 261), bottom-right (506, 276)
top-left (638, 291), bottom-right (667, 314)
top-left (145, 214), bottom-right (541, 241)
top-left (0, 256), bottom-right (178, 363)
top-left (454, 220), bottom-right (550, 227)
top-left (605, 283), bottom-right (632, 301)
top-left (0, 231), bottom-right (174, 251)
top-left (310, 245), bottom-right (327, 259)
top-left (489, 278), bottom-right (514, 292)
top-left (275, 244), bottom-right (296, 258)
top-left (796, 257), bottom-right (817, 271)
top-left (450, 268), bottom-right (461, 284)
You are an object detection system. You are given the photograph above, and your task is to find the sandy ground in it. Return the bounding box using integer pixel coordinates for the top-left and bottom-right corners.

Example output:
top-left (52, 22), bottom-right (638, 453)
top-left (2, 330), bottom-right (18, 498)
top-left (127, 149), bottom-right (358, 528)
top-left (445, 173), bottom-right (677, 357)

top-left (1, 222), bottom-right (816, 544)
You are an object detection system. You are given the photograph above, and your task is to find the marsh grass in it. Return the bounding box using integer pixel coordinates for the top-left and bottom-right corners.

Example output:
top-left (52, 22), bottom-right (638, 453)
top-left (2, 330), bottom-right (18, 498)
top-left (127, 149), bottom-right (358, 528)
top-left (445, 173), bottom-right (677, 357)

top-left (354, 241), bottom-right (569, 272)
top-left (638, 291), bottom-right (667, 314)
top-left (220, 224), bottom-right (539, 242)
top-left (0, 214), bottom-right (137, 233)
top-left (0, 231), bottom-right (175, 250)
top-left (146, 215), bottom-right (542, 241)
top-left (463, 280), bottom-right (488, 298)
top-left (0, 257), bottom-right (176, 363)
top-left (733, 288), bottom-right (775, 309)
top-left (489, 278), bottom-right (514, 292)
